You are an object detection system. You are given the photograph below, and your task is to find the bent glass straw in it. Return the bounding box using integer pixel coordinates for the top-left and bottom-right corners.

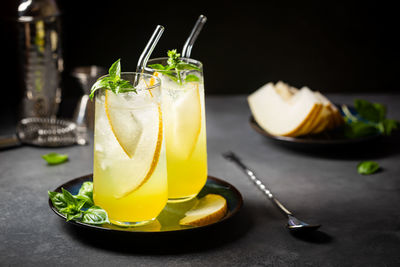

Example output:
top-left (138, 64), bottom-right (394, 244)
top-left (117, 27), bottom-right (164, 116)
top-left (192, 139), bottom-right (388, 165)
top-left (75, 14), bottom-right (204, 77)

top-left (135, 25), bottom-right (165, 85)
top-left (181, 15), bottom-right (207, 58)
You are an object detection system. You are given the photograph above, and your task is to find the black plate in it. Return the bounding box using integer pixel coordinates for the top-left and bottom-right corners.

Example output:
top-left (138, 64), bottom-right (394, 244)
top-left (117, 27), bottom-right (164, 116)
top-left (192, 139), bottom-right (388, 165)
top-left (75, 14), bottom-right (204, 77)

top-left (49, 174), bottom-right (243, 233)
top-left (249, 116), bottom-right (381, 146)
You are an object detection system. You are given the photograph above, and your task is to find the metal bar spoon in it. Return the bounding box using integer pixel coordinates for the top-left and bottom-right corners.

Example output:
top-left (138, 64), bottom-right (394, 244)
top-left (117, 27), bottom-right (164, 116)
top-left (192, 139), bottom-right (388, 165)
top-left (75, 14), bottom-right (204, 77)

top-left (223, 151), bottom-right (321, 232)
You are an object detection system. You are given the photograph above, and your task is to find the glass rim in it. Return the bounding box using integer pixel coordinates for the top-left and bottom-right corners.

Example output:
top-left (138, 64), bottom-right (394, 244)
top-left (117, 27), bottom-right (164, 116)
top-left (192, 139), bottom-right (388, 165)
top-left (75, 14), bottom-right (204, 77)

top-left (97, 72), bottom-right (162, 91)
top-left (145, 57), bottom-right (203, 72)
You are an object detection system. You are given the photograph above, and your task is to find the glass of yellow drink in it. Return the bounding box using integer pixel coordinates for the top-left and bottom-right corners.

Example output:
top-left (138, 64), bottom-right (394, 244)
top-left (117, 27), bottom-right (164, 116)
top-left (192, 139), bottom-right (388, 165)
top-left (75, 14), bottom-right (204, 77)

top-left (147, 56), bottom-right (207, 202)
top-left (93, 72), bottom-right (167, 226)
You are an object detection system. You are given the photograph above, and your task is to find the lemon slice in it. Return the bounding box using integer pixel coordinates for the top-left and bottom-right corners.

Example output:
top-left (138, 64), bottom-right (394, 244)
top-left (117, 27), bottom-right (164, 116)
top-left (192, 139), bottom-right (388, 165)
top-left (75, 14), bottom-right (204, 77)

top-left (166, 82), bottom-right (202, 160)
top-left (104, 90), bottom-right (163, 198)
top-left (179, 194), bottom-right (227, 227)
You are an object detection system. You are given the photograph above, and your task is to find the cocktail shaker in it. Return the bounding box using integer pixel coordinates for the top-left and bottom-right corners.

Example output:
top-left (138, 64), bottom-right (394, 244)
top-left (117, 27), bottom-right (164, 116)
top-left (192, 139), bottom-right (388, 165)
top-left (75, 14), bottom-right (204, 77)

top-left (17, 0), bottom-right (63, 118)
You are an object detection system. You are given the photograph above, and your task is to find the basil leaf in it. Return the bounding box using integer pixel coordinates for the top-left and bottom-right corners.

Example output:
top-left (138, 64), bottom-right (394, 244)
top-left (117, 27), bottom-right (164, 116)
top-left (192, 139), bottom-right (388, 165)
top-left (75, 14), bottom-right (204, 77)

top-left (148, 64), bottom-right (165, 70)
top-left (66, 212), bottom-right (83, 222)
top-left (62, 188), bottom-right (77, 206)
top-left (109, 59), bottom-right (121, 80)
top-left (185, 74), bottom-right (200, 82)
top-left (82, 206), bottom-right (109, 225)
top-left (344, 122), bottom-right (380, 139)
top-left (176, 62), bottom-right (200, 71)
top-left (158, 70), bottom-right (178, 83)
top-left (354, 99), bottom-right (386, 123)
top-left (42, 153), bottom-right (68, 165)
top-left (167, 49), bottom-right (181, 67)
top-left (76, 182), bottom-right (94, 207)
top-left (358, 161), bottom-right (380, 175)
top-left (48, 191), bottom-right (68, 210)
top-left (382, 119), bottom-right (399, 135)
top-left (78, 182), bottom-right (93, 197)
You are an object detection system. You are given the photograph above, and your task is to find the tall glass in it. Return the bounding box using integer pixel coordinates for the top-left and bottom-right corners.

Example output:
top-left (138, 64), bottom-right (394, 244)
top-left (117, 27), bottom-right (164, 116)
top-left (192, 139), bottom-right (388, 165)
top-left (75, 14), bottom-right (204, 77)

top-left (93, 73), bottom-right (167, 226)
top-left (147, 58), bottom-right (208, 202)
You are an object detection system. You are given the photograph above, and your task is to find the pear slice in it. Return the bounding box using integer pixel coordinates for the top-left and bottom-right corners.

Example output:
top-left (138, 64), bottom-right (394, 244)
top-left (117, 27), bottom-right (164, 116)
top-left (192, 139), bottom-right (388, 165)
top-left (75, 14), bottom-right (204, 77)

top-left (179, 194), bottom-right (227, 227)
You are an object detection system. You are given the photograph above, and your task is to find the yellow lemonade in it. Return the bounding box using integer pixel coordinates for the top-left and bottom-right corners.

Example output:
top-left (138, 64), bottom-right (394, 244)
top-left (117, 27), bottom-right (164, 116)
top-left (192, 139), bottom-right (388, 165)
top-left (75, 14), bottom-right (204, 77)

top-left (163, 82), bottom-right (207, 201)
top-left (93, 73), bottom-right (167, 226)
top-left (148, 57), bottom-right (208, 202)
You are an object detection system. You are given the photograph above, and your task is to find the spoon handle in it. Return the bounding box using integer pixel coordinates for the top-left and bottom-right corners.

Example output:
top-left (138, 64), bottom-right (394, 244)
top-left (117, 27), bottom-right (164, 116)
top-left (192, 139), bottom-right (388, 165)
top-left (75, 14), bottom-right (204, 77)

top-left (223, 152), bottom-right (293, 216)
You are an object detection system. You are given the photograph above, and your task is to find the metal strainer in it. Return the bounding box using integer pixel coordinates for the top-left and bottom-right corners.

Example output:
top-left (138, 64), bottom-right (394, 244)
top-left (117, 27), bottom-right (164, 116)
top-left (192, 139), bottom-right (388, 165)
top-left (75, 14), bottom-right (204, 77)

top-left (0, 117), bottom-right (78, 149)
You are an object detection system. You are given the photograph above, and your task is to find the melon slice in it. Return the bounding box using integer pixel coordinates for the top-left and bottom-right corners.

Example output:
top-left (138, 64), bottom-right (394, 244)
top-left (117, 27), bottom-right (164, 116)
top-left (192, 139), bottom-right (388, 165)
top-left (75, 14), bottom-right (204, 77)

top-left (248, 83), bottom-right (321, 136)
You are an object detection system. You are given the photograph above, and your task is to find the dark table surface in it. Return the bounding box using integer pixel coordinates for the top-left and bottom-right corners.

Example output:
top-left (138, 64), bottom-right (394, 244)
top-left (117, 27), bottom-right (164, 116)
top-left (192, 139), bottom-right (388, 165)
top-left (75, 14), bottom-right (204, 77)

top-left (1, 94), bottom-right (400, 266)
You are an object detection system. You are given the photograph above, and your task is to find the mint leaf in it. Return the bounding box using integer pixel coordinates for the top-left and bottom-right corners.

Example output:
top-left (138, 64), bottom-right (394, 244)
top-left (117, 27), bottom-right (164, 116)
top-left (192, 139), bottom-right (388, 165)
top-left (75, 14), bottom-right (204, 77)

top-left (358, 161), bottom-right (380, 175)
top-left (185, 74), bottom-right (200, 82)
top-left (82, 206), bottom-right (109, 225)
top-left (42, 153), bottom-right (68, 165)
top-left (109, 59), bottom-right (121, 80)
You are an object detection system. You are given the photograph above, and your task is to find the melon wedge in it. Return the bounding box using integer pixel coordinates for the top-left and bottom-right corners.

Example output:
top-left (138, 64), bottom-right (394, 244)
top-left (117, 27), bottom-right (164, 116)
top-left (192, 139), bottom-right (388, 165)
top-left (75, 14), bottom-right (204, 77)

top-left (248, 83), bottom-right (321, 136)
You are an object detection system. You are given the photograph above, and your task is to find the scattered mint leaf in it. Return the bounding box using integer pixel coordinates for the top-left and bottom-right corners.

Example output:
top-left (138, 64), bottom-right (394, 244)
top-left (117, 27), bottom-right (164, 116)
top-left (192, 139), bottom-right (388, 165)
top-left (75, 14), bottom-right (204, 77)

top-left (82, 206), bottom-right (109, 225)
top-left (185, 74), bottom-right (200, 82)
top-left (357, 161), bottom-right (380, 175)
top-left (89, 59), bottom-right (136, 100)
top-left (42, 153), bottom-right (68, 165)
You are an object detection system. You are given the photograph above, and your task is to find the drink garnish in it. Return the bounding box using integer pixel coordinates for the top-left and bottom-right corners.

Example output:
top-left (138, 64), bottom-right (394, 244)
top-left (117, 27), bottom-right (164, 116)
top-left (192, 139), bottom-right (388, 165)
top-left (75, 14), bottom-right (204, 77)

top-left (89, 59), bottom-right (136, 100)
top-left (148, 49), bottom-right (200, 85)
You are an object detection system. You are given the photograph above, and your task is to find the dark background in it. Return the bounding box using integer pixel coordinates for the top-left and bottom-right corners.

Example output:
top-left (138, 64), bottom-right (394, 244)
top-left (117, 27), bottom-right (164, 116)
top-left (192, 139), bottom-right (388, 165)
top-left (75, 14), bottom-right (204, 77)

top-left (0, 0), bottom-right (399, 119)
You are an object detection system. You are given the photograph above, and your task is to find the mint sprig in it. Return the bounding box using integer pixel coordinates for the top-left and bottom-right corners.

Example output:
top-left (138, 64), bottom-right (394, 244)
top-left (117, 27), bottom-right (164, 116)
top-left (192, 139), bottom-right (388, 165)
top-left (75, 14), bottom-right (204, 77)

top-left (48, 182), bottom-right (109, 225)
top-left (90, 59), bottom-right (136, 100)
top-left (148, 49), bottom-right (200, 85)
top-left (342, 99), bottom-right (399, 138)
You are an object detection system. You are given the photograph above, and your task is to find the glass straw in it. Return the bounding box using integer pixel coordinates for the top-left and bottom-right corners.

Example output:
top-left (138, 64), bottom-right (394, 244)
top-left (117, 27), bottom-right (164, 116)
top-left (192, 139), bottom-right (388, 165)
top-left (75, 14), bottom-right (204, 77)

top-left (135, 25), bottom-right (165, 85)
top-left (181, 15), bottom-right (207, 58)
